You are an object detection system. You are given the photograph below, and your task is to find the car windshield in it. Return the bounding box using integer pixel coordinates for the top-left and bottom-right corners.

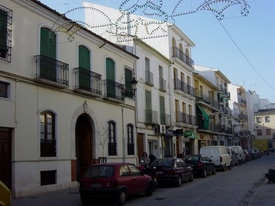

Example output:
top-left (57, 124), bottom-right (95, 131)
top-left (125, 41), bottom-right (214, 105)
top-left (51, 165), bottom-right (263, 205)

top-left (187, 156), bottom-right (199, 161)
top-left (84, 165), bottom-right (114, 178)
top-left (151, 159), bottom-right (174, 167)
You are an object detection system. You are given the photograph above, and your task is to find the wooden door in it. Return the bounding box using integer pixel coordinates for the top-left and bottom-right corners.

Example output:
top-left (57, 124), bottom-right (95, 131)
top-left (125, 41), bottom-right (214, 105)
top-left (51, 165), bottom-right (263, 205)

top-left (0, 128), bottom-right (11, 189)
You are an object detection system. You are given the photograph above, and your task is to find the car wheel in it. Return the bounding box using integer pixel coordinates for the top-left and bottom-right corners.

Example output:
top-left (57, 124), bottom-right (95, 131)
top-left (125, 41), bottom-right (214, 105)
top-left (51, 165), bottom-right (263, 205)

top-left (145, 181), bottom-right (154, 196)
top-left (202, 168), bottom-right (207, 178)
top-left (116, 189), bottom-right (126, 205)
top-left (188, 173), bottom-right (194, 182)
top-left (212, 167), bottom-right (216, 175)
top-left (80, 195), bottom-right (89, 205)
top-left (222, 164), bottom-right (226, 171)
top-left (175, 176), bottom-right (182, 187)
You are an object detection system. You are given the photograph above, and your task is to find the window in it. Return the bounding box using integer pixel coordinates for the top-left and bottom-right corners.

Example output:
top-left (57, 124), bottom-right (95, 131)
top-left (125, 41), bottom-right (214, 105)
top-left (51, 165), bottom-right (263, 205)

top-left (0, 6), bottom-right (12, 62)
top-left (256, 117), bottom-right (262, 123)
top-left (108, 121), bottom-right (117, 155)
top-left (41, 170), bottom-right (56, 185)
top-left (160, 96), bottom-right (165, 124)
top-left (106, 58), bottom-right (116, 98)
top-left (78, 45), bottom-right (91, 91)
top-left (257, 129), bottom-right (262, 136)
top-left (145, 57), bottom-right (150, 71)
top-left (40, 111), bottom-right (56, 157)
top-left (128, 165), bottom-right (140, 176)
top-left (265, 116), bottom-right (270, 123)
top-left (120, 165), bottom-right (130, 176)
top-left (266, 129), bottom-right (271, 136)
top-left (0, 81), bottom-right (9, 98)
top-left (40, 27), bottom-right (56, 81)
top-left (125, 68), bottom-right (133, 98)
top-left (127, 124), bottom-right (134, 155)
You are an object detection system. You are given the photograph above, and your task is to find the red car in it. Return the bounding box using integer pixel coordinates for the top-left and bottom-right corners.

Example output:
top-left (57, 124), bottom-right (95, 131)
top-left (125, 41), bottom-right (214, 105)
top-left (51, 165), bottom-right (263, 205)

top-left (79, 162), bottom-right (155, 205)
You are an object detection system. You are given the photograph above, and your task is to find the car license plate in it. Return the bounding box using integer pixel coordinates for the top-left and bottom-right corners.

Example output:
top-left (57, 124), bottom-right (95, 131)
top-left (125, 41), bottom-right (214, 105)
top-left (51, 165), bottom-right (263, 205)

top-left (90, 183), bottom-right (102, 188)
top-left (156, 171), bottom-right (163, 175)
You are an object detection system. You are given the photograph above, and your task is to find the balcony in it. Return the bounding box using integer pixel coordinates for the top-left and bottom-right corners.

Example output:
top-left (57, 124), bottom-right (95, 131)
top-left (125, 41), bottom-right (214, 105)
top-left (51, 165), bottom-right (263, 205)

top-left (171, 46), bottom-right (194, 68)
top-left (34, 55), bottom-right (69, 88)
top-left (108, 142), bottom-right (117, 156)
top-left (102, 79), bottom-right (124, 102)
top-left (145, 109), bottom-right (158, 125)
top-left (160, 113), bottom-right (171, 126)
top-left (159, 78), bottom-right (167, 92)
top-left (145, 70), bottom-right (154, 86)
top-left (74, 67), bottom-right (102, 96)
top-left (175, 111), bottom-right (196, 125)
top-left (174, 78), bottom-right (195, 97)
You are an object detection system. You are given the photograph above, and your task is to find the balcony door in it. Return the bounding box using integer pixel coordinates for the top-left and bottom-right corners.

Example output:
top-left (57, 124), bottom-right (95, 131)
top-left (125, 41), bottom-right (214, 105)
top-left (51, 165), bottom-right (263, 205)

top-left (79, 45), bottom-right (91, 91)
top-left (106, 58), bottom-right (115, 98)
top-left (40, 27), bottom-right (56, 81)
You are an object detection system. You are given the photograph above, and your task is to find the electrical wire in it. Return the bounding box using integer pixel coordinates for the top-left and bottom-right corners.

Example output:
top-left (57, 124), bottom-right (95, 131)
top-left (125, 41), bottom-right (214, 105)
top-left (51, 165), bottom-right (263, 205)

top-left (214, 13), bottom-right (275, 93)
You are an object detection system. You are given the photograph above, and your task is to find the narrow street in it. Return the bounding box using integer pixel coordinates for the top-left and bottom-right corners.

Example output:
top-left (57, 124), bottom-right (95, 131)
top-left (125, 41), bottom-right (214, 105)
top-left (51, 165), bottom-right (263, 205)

top-left (13, 153), bottom-right (275, 206)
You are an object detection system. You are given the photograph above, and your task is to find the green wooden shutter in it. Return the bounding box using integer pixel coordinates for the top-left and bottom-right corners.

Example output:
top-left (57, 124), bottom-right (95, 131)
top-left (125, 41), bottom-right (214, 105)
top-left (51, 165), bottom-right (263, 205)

top-left (160, 96), bottom-right (165, 124)
top-left (106, 58), bottom-right (115, 98)
top-left (125, 68), bottom-right (133, 98)
top-left (78, 46), bottom-right (90, 90)
top-left (145, 90), bottom-right (152, 123)
top-left (40, 28), bottom-right (56, 81)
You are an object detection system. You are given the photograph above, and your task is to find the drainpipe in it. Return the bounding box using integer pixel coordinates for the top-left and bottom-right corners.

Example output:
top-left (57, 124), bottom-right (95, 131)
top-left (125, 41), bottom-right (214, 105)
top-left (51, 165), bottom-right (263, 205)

top-left (121, 106), bottom-right (126, 162)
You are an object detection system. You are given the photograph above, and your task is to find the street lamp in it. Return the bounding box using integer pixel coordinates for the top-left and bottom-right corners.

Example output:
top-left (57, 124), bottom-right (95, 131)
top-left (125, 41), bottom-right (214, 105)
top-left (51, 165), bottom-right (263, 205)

top-left (122, 77), bottom-right (138, 97)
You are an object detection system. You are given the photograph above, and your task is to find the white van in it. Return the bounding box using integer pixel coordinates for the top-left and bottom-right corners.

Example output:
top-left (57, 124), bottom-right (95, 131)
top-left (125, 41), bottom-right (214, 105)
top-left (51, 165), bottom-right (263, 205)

top-left (200, 146), bottom-right (231, 171)
top-left (229, 146), bottom-right (246, 164)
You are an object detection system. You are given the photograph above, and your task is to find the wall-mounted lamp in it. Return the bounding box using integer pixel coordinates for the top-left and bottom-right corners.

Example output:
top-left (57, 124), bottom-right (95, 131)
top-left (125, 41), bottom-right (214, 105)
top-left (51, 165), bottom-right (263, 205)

top-left (121, 77), bottom-right (138, 98)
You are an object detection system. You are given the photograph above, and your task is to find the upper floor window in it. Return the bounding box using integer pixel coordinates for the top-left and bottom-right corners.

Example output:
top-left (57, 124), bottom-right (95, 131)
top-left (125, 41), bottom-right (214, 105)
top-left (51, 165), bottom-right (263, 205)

top-left (257, 129), bottom-right (262, 136)
top-left (266, 129), bottom-right (271, 136)
top-left (265, 116), bottom-right (270, 123)
top-left (0, 6), bottom-right (12, 62)
top-left (127, 124), bottom-right (134, 155)
top-left (125, 68), bottom-right (134, 98)
top-left (145, 57), bottom-right (150, 71)
top-left (256, 117), bottom-right (262, 123)
top-left (0, 81), bottom-right (9, 98)
top-left (78, 45), bottom-right (91, 90)
top-left (108, 120), bottom-right (117, 156)
top-left (40, 111), bottom-right (56, 157)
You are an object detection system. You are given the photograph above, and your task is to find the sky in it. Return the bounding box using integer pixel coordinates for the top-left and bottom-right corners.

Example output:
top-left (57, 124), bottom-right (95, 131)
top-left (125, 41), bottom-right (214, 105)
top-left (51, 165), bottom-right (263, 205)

top-left (39, 0), bottom-right (275, 102)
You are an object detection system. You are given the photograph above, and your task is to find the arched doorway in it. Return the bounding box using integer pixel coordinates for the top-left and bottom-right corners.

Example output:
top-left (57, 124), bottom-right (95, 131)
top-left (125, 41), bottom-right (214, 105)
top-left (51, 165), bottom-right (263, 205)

top-left (75, 114), bottom-right (93, 181)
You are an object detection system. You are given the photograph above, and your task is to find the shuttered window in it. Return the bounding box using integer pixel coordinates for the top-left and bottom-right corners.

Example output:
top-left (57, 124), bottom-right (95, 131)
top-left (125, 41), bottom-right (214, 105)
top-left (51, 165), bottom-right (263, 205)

top-left (78, 46), bottom-right (91, 90)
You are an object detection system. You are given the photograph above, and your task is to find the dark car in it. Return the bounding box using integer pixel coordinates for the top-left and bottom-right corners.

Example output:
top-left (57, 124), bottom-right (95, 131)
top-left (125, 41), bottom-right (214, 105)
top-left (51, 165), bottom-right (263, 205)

top-left (247, 148), bottom-right (256, 160)
top-left (149, 158), bottom-right (193, 187)
top-left (79, 163), bottom-right (154, 205)
top-left (185, 154), bottom-right (216, 177)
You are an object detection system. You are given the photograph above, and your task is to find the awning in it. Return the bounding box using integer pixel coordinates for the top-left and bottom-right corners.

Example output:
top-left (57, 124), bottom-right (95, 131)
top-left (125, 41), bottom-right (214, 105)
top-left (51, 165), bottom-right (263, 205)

top-left (197, 105), bottom-right (209, 130)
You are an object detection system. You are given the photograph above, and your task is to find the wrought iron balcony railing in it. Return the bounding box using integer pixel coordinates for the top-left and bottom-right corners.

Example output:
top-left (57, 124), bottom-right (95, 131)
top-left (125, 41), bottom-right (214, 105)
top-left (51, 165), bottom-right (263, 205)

top-left (145, 70), bottom-right (154, 86)
top-left (175, 111), bottom-right (196, 125)
top-left (102, 79), bottom-right (124, 101)
top-left (174, 78), bottom-right (196, 96)
top-left (160, 113), bottom-right (171, 126)
top-left (108, 142), bottom-right (117, 156)
top-left (127, 143), bottom-right (135, 155)
top-left (171, 46), bottom-right (194, 68)
top-left (145, 109), bottom-right (158, 124)
top-left (159, 78), bottom-right (167, 92)
top-left (74, 67), bottom-right (102, 96)
top-left (34, 55), bottom-right (69, 87)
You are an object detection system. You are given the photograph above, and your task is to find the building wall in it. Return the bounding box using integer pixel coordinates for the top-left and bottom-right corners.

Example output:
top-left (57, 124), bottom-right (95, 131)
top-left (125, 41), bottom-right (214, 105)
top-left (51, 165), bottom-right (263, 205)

top-left (1, 0), bottom-right (137, 197)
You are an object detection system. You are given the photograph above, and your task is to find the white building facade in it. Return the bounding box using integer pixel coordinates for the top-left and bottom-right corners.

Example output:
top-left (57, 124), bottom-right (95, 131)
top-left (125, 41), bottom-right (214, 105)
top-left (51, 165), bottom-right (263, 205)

top-left (0, 0), bottom-right (139, 197)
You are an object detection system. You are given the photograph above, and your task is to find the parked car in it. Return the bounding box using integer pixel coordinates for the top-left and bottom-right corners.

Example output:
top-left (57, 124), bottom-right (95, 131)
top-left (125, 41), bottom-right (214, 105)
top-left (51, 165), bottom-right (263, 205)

top-left (0, 180), bottom-right (12, 206)
top-left (227, 147), bottom-right (239, 167)
top-left (243, 149), bottom-right (251, 161)
top-left (149, 158), bottom-right (193, 187)
top-left (79, 163), bottom-right (155, 205)
top-left (253, 148), bottom-right (262, 158)
top-left (199, 146), bottom-right (231, 171)
top-left (185, 154), bottom-right (216, 177)
top-left (247, 148), bottom-right (256, 160)
top-left (230, 146), bottom-right (246, 164)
